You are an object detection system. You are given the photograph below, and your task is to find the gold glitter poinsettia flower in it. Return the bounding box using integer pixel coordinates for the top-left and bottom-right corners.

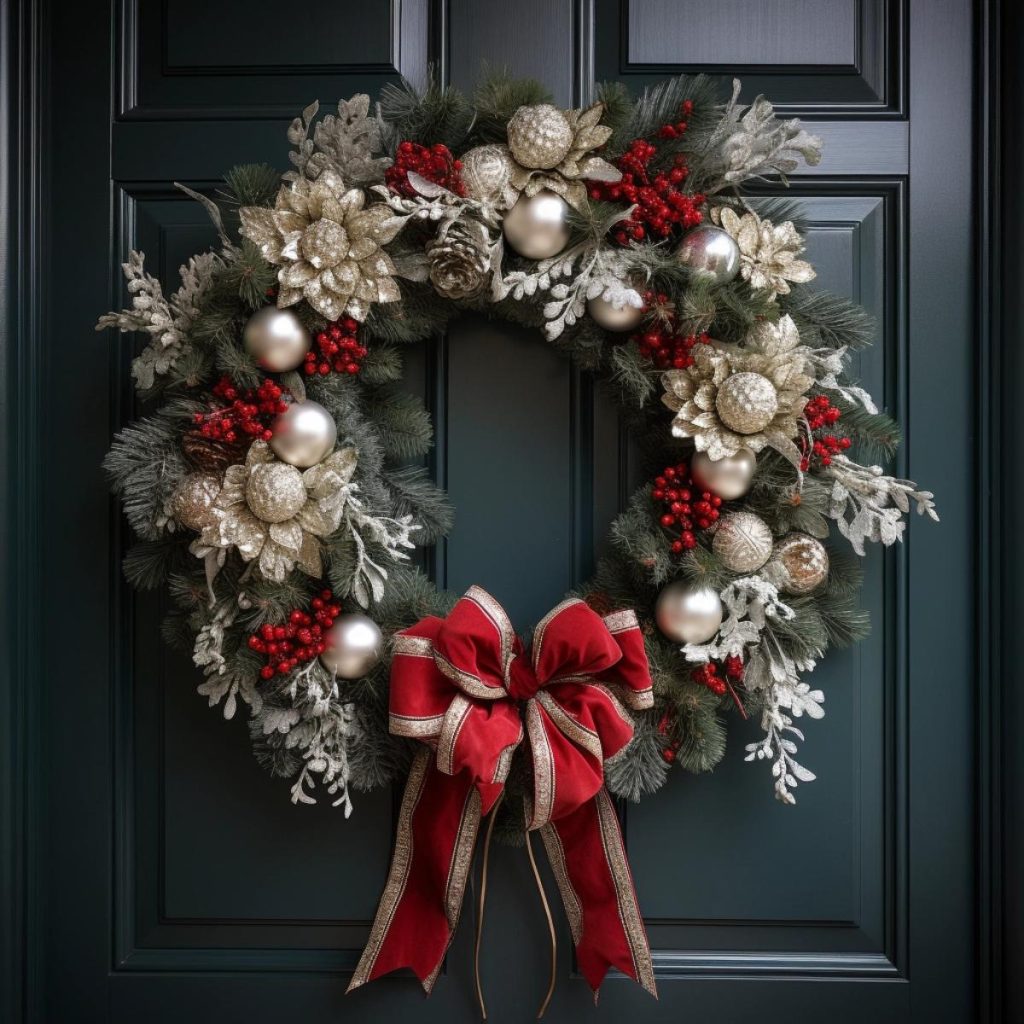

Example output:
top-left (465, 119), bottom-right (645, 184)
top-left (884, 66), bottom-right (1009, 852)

top-left (661, 314), bottom-right (814, 467)
top-left (713, 206), bottom-right (816, 301)
top-left (239, 170), bottom-right (403, 322)
top-left (505, 101), bottom-right (622, 209)
top-left (193, 441), bottom-right (357, 583)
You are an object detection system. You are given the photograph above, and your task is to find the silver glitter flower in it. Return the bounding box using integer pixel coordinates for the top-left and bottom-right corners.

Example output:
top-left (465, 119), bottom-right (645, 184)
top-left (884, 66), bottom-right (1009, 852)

top-left (194, 441), bottom-right (357, 582)
top-left (713, 207), bottom-right (816, 300)
top-left (661, 315), bottom-right (814, 466)
top-left (504, 101), bottom-right (621, 210)
top-left (239, 170), bottom-right (403, 322)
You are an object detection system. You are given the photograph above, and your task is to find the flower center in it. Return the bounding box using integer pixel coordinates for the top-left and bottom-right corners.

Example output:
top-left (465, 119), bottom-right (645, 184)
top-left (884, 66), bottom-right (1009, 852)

top-left (715, 372), bottom-right (779, 434)
top-left (245, 462), bottom-right (307, 523)
top-left (301, 219), bottom-right (349, 269)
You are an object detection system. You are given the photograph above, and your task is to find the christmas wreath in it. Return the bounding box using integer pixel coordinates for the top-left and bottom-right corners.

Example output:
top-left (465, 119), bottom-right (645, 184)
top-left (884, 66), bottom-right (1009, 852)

top-left (101, 72), bottom-right (937, 1001)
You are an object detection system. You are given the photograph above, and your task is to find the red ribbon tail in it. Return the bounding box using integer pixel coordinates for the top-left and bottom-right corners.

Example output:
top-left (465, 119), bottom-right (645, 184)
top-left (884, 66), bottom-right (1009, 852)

top-left (348, 748), bottom-right (482, 994)
top-left (538, 788), bottom-right (657, 999)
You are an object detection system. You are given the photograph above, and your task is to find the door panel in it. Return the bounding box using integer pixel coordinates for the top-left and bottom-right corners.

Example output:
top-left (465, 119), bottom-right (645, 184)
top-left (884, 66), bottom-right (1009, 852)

top-left (38, 1), bottom-right (976, 1022)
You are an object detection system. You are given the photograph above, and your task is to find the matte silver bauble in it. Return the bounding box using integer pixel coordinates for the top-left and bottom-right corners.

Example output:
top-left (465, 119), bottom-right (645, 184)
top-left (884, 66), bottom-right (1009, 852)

top-left (460, 144), bottom-right (515, 206)
top-left (715, 371), bottom-right (779, 434)
top-left (502, 189), bottom-right (572, 260)
top-left (242, 306), bottom-right (311, 372)
top-left (712, 512), bottom-right (774, 573)
top-left (691, 448), bottom-right (756, 500)
top-left (171, 471), bottom-right (222, 531)
top-left (245, 461), bottom-right (306, 523)
top-left (587, 295), bottom-right (644, 332)
top-left (507, 104), bottom-right (573, 169)
top-left (269, 399), bottom-right (337, 469)
top-left (763, 533), bottom-right (830, 595)
top-left (319, 613), bottom-right (384, 679)
top-left (655, 581), bottom-right (724, 645)
top-left (676, 226), bottom-right (741, 285)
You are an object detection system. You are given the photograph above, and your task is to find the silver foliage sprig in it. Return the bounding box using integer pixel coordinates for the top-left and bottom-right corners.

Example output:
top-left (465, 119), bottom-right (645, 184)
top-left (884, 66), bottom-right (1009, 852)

top-left (285, 95), bottom-right (390, 187)
top-left (96, 250), bottom-right (222, 391)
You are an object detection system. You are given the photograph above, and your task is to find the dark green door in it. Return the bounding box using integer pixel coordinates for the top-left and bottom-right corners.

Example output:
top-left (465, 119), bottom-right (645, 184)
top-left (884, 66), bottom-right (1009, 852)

top-left (16, 1), bottom-right (982, 1021)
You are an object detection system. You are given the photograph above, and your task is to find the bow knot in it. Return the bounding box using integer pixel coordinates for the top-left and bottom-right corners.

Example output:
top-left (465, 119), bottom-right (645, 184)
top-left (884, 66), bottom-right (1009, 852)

top-left (349, 586), bottom-right (657, 1002)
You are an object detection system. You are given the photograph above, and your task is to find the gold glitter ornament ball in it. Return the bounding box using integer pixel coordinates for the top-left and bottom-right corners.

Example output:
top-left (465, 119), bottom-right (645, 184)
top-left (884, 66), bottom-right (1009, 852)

top-left (460, 144), bottom-right (515, 205)
top-left (716, 372), bottom-right (779, 434)
top-left (320, 613), bottom-right (384, 679)
top-left (712, 512), bottom-right (773, 573)
top-left (655, 581), bottom-right (723, 645)
top-left (245, 462), bottom-right (307, 523)
top-left (171, 471), bottom-right (222, 531)
top-left (764, 533), bottom-right (830, 594)
top-left (587, 295), bottom-right (644, 332)
top-left (691, 448), bottom-right (756, 500)
top-left (507, 104), bottom-right (574, 169)
top-left (242, 306), bottom-right (311, 372)
top-left (502, 189), bottom-right (572, 260)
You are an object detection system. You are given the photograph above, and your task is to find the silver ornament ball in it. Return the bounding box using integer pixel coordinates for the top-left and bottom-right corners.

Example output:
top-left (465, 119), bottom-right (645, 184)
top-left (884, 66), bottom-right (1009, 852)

top-left (691, 448), bottom-right (756, 500)
top-left (676, 226), bottom-right (741, 285)
top-left (712, 512), bottom-right (774, 573)
top-left (245, 461), bottom-right (307, 523)
top-left (715, 372), bottom-right (779, 435)
top-left (460, 144), bottom-right (515, 206)
top-left (655, 581), bottom-right (724, 645)
top-left (242, 306), bottom-right (311, 372)
top-left (269, 399), bottom-right (337, 469)
top-left (171, 471), bottom-right (222, 531)
top-left (319, 613), bottom-right (384, 679)
top-left (502, 189), bottom-right (572, 260)
top-left (587, 295), bottom-right (644, 333)
top-left (507, 104), bottom-right (574, 169)
top-left (763, 533), bottom-right (830, 595)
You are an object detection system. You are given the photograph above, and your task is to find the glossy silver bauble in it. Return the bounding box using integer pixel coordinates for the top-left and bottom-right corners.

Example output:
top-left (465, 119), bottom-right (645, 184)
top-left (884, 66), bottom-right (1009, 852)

top-left (319, 613), bottom-right (384, 680)
top-left (654, 581), bottom-right (724, 645)
top-left (242, 306), bottom-right (311, 372)
top-left (676, 226), bottom-right (741, 285)
top-left (502, 189), bottom-right (572, 260)
top-left (269, 399), bottom-right (337, 469)
top-left (690, 448), bottom-right (757, 500)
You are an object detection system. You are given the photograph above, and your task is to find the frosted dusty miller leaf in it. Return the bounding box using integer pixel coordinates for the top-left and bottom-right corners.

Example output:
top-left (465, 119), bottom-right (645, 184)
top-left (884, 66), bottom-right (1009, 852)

top-left (96, 250), bottom-right (222, 391)
top-left (826, 455), bottom-right (938, 556)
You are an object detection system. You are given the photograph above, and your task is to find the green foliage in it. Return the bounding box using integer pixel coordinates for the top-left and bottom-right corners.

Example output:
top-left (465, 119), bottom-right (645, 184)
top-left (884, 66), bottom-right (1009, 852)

top-left (379, 72), bottom-right (474, 152)
top-left (382, 466), bottom-right (454, 543)
top-left (780, 285), bottom-right (876, 350)
top-left (470, 68), bottom-right (552, 144)
top-left (366, 387), bottom-right (434, 460)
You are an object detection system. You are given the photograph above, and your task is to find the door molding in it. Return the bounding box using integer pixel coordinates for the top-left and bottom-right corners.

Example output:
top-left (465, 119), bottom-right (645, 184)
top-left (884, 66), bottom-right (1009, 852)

top-left (1, 1), bottom-right (45, 1022)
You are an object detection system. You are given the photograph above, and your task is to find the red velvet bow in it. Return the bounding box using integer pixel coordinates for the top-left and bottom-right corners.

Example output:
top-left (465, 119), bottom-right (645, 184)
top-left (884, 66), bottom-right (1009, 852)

top-left (348, 586), bottom-right (657, 1000)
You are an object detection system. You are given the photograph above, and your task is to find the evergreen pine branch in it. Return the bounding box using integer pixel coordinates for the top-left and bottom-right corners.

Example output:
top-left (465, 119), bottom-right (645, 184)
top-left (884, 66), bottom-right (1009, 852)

top-left (378, 72), bottom-right (473, 152)
top-left (366, 388), bottom-right (434, 459)
top-left (123, 536), bottom-right (193, 590)
top-left (470, 67), bottom-right (553, 145)
top-left (780, 285), bottom-right (876, 350)
top-left (382, 465), bottom-right (454, 544)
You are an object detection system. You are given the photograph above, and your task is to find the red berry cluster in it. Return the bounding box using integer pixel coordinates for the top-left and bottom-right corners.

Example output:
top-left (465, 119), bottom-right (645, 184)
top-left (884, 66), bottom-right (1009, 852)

top-left (589, 102), bottom-right (704, 245)
top-left (691, 656), bottom-right (744, 696)
top-left (656, 710), bottom-right (680, 764)
top-left (386, 141), bottom-right (465, 198)
top-left (652, 462), bottom-right (722, 553)
top-left (247, 589), bottom-right (341, 680)
top-left (799, 394), bottom-right (852, 471)
top-left (193, 376), bottom-right (289, 444)
top-left (633, 294), bottom-right (711, 369)
top-left (304, 317), bottom-right (367, 377)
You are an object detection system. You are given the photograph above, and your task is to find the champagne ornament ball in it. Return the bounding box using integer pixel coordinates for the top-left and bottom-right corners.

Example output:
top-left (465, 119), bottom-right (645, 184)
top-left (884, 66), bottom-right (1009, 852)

top-left (269, 399), bottom-right (337, 469)
top-left (245, 462), bottom-right (307, 522)
top-left (763, 533), bottom-right (830, 595)
top-left (676, 226), bottom-right (741, 285)
top-left (691, 448), bottom-right (756, 500)
top-left (171, 471), bottom-right (222, 531)
top-left (715, 372), bottom-right (779, 434)
top-left (242, 306), bottom-right (311, 372)
top-left (587, 295), bottom-right (644, 332)
top-left (655, 581), bottom-right (724, 645)
top-left (507, 104), bottom-right (574, 169)
top-left (319, 613), bottom-right (384, 679)
top-left (502, 189), bottom-right (571, 260)
top-left (712, 512), bottom-right (773, 573)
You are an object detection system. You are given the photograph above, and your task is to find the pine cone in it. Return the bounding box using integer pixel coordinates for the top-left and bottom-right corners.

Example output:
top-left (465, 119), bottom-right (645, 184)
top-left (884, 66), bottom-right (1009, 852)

top-left (182, 430), bottom-right (244, 472)
top-left (426, 222), bottom-right (491, 300)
